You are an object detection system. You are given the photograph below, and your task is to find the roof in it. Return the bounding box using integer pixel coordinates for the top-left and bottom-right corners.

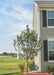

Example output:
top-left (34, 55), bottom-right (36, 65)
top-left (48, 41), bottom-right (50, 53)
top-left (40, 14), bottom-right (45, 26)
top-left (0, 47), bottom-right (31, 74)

top-left (35, 1), bottom-right (54, 7)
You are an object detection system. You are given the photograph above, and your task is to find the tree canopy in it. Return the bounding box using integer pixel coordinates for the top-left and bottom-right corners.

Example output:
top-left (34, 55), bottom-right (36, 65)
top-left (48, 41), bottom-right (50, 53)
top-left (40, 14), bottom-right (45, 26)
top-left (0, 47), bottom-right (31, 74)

top-left (13, 25), bottom-right (42, 59)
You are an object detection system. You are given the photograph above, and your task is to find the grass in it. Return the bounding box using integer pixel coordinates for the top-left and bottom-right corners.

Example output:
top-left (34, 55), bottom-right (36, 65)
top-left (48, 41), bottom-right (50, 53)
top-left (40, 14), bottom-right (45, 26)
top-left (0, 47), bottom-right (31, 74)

top-left (0, 70), bottom-right (23, 75)
top-left (0, 57), bottom-right (26, 75)
top-left (0, 57), bottom-right (26, 63)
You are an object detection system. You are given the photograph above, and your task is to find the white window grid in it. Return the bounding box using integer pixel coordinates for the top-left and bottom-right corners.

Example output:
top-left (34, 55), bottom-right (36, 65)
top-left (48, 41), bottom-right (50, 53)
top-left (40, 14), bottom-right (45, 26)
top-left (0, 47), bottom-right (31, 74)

top-left (47, 10), bottom-right (54, 28)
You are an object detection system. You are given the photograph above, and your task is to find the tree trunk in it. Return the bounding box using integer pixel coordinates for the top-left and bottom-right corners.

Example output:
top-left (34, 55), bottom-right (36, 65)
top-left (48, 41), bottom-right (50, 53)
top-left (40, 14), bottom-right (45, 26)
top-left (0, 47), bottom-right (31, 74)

top-left (26, 57), bottom-right (28, 75)
top-left (30, 56), bottom-right (33, 60)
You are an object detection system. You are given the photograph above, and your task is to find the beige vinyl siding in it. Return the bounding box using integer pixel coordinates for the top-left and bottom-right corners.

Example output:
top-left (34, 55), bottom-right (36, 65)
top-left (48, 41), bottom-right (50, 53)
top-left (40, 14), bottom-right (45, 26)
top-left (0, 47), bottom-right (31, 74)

top-left (33, 2), bottom-right (40, 70)
top-left (33, 2), bottom-right (39, 34)
top-left (34, 54), bottom-right (39, 67)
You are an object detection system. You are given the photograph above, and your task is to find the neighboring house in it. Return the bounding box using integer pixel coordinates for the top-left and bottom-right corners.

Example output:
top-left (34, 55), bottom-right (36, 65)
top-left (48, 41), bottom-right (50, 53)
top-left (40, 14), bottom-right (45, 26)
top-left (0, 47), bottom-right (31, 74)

top-left (33, 1), bottom-right (54, 72)
top-left (17, 50), bottom-right (23, 59)
top-left (0, 54), bottom-right (2, 56)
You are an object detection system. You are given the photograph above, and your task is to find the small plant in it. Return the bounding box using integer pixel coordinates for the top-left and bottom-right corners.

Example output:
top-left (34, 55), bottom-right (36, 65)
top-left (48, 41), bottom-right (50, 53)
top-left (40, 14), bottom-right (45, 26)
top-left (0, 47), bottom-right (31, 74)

top-left (18, 63), bottom-right (25, 72)
top-left (45, 65), bottom-right (51, 73)
top-left (45, 65), bottom-right (54, 73)
top-left (28, 60), bottom-right (33, 71)
top-left (52, 73), bottom-right (54, 75)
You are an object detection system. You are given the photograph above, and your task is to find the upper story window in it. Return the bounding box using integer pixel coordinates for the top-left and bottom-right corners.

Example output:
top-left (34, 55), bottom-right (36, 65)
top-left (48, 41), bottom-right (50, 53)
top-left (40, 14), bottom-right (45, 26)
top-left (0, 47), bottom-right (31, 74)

top-left (47, 11), bottom-right (54, 27)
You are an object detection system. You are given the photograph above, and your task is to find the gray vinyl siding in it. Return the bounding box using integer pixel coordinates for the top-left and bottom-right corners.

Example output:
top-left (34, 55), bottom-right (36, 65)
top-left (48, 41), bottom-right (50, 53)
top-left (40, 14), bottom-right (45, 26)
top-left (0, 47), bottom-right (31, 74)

top-left (40, 11), bottom-right (54, 72)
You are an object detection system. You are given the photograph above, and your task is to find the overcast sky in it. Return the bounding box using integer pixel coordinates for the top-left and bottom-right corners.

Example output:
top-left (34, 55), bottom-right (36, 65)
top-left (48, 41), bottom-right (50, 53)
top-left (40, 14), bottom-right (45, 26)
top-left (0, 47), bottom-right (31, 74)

top-left (0, 0), bottom-right (53, 53)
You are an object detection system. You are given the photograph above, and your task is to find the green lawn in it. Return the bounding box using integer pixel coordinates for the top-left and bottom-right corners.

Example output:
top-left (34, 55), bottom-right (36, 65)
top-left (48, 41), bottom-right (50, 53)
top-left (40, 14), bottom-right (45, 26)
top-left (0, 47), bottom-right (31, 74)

top-left (0, 57), bottom-right (26, 75)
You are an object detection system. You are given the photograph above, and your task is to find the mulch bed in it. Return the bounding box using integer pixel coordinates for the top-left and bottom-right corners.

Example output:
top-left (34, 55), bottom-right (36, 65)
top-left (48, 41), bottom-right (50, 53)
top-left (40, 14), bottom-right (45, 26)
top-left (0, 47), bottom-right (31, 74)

top-left (24, 73), bottom-right (50, 75)
top-left (24, 72), bottom-right (54, 75)
top-left (2, 68), bottom-right (18, 70)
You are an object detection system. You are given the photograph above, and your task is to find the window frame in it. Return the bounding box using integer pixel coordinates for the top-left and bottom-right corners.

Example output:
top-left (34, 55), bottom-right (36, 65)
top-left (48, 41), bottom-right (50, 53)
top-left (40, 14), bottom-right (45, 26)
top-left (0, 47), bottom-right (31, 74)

top-left (47, 10), bottom-right (54, 28)
top-left (48, 39), bottom-right (54, 62)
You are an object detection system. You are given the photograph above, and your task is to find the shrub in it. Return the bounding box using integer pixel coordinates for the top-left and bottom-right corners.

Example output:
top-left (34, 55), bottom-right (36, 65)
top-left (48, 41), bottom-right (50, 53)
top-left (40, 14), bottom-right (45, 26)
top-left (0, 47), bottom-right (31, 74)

top-left (52, 73), bottom-right (54, 75)
top-left (45, 65), bottom-right (54, 73)
top-left (45, 65), bottom-right (51, 73)
top-left (50, 66), bottom-right (54, 72)
top-left (18, 63), bottom-right (25, 72)
top-left (28, 60), bottom-right (33, 71)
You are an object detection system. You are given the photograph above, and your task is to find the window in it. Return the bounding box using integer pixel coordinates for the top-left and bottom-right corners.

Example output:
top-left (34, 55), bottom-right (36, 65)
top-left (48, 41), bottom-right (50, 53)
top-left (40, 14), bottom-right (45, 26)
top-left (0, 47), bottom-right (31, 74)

top-left (48, 40), bottom-right (54, 61)
top-left (47, 11), bottom-right (54, 27)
